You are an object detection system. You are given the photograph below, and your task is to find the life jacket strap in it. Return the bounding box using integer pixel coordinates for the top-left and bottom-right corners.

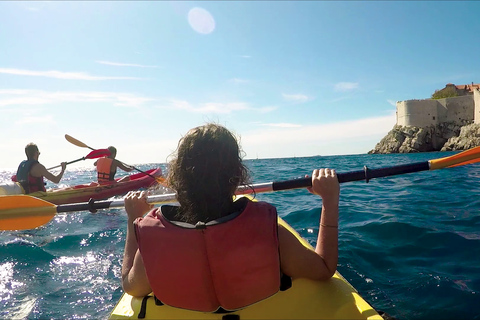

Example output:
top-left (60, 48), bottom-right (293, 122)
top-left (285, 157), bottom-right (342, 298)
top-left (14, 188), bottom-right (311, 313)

top-left (280, 273), bottom-right (292, 291)
top-left (138, 296), bottom-right (151, 319)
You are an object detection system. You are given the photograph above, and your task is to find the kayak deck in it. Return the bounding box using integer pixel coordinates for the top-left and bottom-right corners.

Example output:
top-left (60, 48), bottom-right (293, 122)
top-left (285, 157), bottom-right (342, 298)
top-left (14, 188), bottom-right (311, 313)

top-left (109, 217), bottom-right (382, 320)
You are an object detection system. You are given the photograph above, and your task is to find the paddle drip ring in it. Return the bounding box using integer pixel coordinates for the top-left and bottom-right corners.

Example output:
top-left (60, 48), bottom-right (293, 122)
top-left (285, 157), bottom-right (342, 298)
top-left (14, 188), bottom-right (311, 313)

top-left (87, 198), bottom-right (98, 213)
top-left (363, 166), bottom-right (371, 183)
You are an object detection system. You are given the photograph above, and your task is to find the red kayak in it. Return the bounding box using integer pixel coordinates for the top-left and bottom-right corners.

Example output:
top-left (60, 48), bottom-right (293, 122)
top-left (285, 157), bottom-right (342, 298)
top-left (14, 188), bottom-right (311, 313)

top-left (25, 168), bottom-right (162, 205)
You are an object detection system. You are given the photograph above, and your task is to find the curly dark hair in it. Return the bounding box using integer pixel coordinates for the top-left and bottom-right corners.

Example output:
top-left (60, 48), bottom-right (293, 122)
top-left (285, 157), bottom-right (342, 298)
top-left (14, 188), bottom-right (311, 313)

top-left (166, 123), bottom-right (251, 223)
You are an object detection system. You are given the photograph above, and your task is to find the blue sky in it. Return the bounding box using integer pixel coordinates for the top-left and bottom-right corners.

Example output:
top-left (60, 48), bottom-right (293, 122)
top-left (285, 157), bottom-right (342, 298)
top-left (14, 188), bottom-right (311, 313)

top-left (1, 1), bottom-right (480, 170)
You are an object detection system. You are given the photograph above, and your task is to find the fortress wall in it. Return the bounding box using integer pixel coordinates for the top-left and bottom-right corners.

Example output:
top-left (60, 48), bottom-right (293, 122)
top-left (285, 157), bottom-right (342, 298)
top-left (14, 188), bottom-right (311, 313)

top-left (397, 95), bottom-right (475, 127)
top-left (475, 89), bottom-right (480, 124)
top-left (441, 95), bottom-right (474, 123)
top-left (396, 99), bottom-right (439, 127)
top-left (434, 98), bottom-right (448, 123)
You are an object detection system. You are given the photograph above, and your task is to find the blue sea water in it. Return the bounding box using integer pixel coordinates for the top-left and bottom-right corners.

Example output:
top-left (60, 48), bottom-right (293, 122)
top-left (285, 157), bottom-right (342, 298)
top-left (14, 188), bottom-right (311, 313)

top-left (1, 151), bottom-right (480, 320)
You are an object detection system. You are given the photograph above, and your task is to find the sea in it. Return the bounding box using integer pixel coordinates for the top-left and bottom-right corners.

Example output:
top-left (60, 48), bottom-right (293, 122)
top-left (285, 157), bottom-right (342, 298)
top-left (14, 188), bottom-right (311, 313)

top-left (0, 151), bottom-right (479, 320)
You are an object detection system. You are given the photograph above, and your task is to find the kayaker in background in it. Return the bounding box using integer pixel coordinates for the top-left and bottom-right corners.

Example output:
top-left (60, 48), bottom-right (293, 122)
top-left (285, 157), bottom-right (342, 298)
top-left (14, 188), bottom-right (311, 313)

top-left (94, 146), bottom-right (133, 183)
top-left (121, 123), bottom-right (340, 312)
top-left (16, 143), bottom-right (67, 194)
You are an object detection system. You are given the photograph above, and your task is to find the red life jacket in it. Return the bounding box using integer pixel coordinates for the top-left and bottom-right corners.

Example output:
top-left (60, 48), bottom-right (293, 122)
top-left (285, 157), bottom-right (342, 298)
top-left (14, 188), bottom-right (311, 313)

top-left (134, 199), bottom-right (281, 312)
top-left (96, 157), bottom-right (114, 182)
top-left (26, 174), bottom-right (46, 193)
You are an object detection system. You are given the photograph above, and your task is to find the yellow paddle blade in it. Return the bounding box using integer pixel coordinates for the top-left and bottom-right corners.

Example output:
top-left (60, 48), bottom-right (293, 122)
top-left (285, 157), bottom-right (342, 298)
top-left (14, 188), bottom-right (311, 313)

top-left (0, 195), bottom-right (57, 231)
top-left (65, 134), bottom-right (92, 149)
top-left (429, 145), bottom-right (480, 170)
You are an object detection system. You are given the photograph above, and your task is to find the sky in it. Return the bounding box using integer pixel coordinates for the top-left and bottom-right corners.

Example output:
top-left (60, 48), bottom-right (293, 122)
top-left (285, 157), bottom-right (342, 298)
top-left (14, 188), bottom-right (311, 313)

top-left (1, 1), bottom-right (480, 171)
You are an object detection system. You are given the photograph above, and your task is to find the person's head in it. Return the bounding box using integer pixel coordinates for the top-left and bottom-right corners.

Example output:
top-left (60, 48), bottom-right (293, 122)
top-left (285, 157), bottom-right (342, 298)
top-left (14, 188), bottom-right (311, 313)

top-left (167, 123), bottom-right (250, 223)
top-left (25, 143), bottom-right (40, 160)
top-left (107, 146), bottom-right (117, 158)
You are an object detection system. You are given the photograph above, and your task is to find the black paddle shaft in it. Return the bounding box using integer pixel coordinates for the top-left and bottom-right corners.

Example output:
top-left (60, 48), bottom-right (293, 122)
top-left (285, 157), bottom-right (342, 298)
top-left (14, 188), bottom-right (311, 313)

top-left (56, 198), bottom-right (114, 214)
top-left (54, 161), bottom-right (430, 214)
top-left (271, 161), bottom-right (430, 191)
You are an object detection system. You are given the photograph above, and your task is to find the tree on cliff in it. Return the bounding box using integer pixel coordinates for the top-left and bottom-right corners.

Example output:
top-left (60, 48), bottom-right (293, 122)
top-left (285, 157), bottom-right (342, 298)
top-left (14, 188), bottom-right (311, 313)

top-left (431, 86), bottom-right (459, 99)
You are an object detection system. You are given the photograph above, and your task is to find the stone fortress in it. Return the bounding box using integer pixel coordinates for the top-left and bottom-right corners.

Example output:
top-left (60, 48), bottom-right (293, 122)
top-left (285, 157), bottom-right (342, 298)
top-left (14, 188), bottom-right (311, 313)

top-left (370, 83), bottom-right (480, 153)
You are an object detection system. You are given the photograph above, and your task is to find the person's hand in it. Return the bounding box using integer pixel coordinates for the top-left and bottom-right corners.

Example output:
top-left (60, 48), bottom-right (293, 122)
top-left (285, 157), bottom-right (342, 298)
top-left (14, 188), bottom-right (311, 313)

top-left (307, 168), bottom-right (340, 205)
top-left (60, 162), bottom-right (67, 171)
top-left (124, 191), bottom-right (153, 222)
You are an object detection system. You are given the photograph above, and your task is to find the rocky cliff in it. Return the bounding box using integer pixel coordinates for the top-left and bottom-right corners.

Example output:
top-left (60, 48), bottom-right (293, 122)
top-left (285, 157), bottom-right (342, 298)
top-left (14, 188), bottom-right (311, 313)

top-left (369, 121), bottom-right (480, 154)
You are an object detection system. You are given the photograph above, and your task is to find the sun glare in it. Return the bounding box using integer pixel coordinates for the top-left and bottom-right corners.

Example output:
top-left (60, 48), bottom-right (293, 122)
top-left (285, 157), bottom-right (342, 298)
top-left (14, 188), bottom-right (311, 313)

top-left (188, 7), bottom-right (215, 35)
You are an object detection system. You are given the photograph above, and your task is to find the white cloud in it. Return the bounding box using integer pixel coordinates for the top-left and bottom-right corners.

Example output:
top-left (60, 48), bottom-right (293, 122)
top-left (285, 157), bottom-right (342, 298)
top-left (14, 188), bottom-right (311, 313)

top-left (334, 82), bottom-right (359, 92)
top-left (0, 89), bottom-right (153, 108)
top-left (241, 112), bottom-right (396, 158)
top-left (0, 68), bottom-right (141, 80)
top-left (239, 55), bottom-right (251, 59)
top-left (201, 102), bottom-right (249, 113)
top-left (0, 96), bottom-right (52, 107)
top-left (167, 99), bottom-right (275, 114)
top-left (257, 106), bottom-right (277, 113)
top-left (387, 99), bottom-right (397, 106)
top-left (248, 115), bottom-right (394, 144)
top-left (15, 115), bottom-right (55, 125)
top-left (261, 123), bottom-right (302, 128)
top-left (169, 100), bottom-right (249, 114)
top-left (96, 61), bottom-right (160, 68)
top-left (282, 93), bottom-right (312, 103)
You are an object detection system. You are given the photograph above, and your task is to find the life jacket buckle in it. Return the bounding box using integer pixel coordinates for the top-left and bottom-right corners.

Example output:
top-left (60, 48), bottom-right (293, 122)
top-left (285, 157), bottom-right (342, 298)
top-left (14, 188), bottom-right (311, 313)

top-left (195, 221), bottom-right (207, 229)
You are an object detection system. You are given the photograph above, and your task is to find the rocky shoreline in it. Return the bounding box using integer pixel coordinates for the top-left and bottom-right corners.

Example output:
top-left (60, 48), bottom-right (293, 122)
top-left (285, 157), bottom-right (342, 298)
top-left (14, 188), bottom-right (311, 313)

top-left (369, 121), bottom-right (480, 154)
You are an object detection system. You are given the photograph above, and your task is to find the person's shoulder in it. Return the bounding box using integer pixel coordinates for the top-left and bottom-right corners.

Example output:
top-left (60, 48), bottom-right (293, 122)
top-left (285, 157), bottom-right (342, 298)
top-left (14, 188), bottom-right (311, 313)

top-left (29, 161), bottom-right (47, 176)
top-left (31, 161), bottom-right (44, 169)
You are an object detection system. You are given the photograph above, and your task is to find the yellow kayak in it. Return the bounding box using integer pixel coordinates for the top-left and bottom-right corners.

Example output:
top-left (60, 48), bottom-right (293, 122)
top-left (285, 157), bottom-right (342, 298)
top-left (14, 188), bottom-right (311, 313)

top-left (109, 217), bottom-right (382, 320)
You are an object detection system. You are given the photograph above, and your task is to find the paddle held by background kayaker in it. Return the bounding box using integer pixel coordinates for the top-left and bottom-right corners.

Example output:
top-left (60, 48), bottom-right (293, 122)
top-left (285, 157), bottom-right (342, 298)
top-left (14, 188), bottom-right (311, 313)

top-left (16, 143), bottom-right (67, 194)
top-left (94, 146), bottom-right (133, 183)
top-left (121, 123), bottom-right (340, 313)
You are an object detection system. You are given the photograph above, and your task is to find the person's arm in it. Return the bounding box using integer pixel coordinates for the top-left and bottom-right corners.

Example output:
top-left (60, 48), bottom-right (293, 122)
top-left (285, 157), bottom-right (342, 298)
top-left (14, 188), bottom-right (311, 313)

top-left (122, 191), bottom-right (153, 297)
top-left (278, 168), bottom-right (339, 280)
top-left (30, 162), bottom-right (67, 184)
top-left (114, 160), bottom-right (134, 173)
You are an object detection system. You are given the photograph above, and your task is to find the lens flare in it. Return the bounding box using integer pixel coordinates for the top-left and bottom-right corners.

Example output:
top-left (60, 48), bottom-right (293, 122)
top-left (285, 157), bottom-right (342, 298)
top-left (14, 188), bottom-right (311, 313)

top-left (188, 7), bottom-right (215, 35)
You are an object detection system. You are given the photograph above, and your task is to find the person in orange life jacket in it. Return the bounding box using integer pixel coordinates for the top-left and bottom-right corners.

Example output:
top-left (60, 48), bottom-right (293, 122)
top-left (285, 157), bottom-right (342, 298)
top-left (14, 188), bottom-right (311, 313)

top-left (16, 143), bottom-right (67, 194)
top-left (94, 146), bottom-right (133, 183)
top-left (121, 123), bottom-right (340, 312)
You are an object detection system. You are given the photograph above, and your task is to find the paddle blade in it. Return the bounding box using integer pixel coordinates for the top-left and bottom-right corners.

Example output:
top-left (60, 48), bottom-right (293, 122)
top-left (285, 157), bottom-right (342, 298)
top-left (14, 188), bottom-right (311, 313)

top-left (447, 157), bottom-right (480, 168)
top-left (429, 146), bottom-right (480, 170)
top-left (86, 149), bottom-right (111, 159)
top-left (156, 176), bottom-right (167, 185)
top-left (0, 195), bottom-right (57, 230)
top-left (65, 134), bottom-right (94, 150)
